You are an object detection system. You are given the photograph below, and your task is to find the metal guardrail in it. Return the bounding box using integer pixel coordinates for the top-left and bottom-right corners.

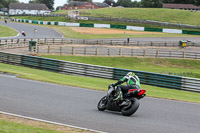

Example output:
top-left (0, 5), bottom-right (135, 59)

top-left (0, 38), bottom-right (198, 48)
top-left (0, 52), bottom-right (200, 92)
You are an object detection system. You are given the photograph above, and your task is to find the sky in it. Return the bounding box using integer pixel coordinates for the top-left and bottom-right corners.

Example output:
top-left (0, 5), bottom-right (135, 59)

top-left (19, 0), bottom-right (140, 9)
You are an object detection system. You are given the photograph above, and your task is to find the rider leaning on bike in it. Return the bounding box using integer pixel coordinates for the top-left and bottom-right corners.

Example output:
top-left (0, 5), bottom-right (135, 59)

top-left (111, 72), bottom-right (141, 103)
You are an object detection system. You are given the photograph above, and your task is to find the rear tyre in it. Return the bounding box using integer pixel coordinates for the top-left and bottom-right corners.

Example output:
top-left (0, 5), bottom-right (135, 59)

top-left (121, 98), bottom-right (139, 116)
top-left (97, 96), bottom-right (107, 111)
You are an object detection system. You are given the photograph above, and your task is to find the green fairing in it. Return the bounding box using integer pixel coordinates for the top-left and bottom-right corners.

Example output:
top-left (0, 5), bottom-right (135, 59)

top-left (120, 75), bottom-right (141, 87)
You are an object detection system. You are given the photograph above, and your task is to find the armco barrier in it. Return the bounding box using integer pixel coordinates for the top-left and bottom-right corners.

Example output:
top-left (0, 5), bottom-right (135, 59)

top-left (113, 68), bottom-right (182, 90)
top-left (0, 52), bottom-right (22, 65)
top-left (0, 52), bottom-right (200, 92)
top-left (10, 18), bottom-right (200, 36)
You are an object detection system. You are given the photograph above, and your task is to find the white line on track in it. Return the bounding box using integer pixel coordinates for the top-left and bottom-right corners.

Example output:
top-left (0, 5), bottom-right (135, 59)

top-left (0, 111), bottom-right (107, 133)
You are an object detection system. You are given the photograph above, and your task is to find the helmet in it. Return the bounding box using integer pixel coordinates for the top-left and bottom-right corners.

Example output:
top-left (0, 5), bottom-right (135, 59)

top-left (126, 72), bottom-right (135, 76)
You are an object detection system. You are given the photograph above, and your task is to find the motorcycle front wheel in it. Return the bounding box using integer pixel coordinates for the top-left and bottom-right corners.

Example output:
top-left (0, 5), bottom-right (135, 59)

top-left (121, 98), bottom-right (139, 116)
top-left (97, 96), bottom-right (108, 111)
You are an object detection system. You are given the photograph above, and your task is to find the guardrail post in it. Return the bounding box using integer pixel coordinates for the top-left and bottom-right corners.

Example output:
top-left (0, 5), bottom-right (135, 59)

top-left (143, 50), bottom-right (146, 57)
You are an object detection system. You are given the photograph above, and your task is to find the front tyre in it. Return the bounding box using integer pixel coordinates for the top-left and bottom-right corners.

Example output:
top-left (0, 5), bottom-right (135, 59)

top-left (121, 98), bottom-right (139, 116)
top-left (97, 96), bottom-right (108, 111)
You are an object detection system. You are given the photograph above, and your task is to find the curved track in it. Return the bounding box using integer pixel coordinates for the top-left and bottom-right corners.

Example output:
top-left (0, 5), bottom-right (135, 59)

top-left (0, 74), bottom-right (199, 133)
top-left (0, 21), bottom-right (63, 39)
top-left (1, 20), bottom-right (200, 44)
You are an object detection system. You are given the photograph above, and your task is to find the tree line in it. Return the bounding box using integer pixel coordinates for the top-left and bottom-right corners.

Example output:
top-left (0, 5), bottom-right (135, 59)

top-left (1, 0), bottom-right (200, 11)
top-left (104, 0), bottom-right (200, 8)
top-left (0, 0), bottom-right (54, 10)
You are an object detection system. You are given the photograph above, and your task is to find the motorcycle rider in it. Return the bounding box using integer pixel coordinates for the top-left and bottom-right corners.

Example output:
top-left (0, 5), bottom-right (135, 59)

top-left (111, 72), bottom-right (141, 106)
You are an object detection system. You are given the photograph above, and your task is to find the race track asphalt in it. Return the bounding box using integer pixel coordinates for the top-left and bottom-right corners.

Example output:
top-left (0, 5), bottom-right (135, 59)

top-left (0, 74), bottom-right (199, 133)
top-left (0, 21), bottom-right (63, 39)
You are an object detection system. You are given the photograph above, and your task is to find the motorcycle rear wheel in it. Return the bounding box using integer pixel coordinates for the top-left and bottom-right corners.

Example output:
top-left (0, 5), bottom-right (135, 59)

top-left (121, 98), bottom-right (139, 116)
top-left (97, 96), bottom-right (108, 111)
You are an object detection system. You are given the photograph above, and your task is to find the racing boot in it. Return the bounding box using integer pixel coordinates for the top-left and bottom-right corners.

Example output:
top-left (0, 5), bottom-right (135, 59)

top-left (120, 99), bottom-right (131, 107)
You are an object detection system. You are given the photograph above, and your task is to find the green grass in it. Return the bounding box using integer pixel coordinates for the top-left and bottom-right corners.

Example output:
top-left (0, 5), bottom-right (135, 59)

top-left (0, 62), bottom-right (200, 103)
top-left (0, 119), bottom-right (63, 133)
top-left (79, 8), bottom-right (200, 26)
top-left (13, 8), bottom-right (200, 32)
top-left (0, 23), bottom-right (18, 37)
top-left (40, 55), bottom-right (200, 78)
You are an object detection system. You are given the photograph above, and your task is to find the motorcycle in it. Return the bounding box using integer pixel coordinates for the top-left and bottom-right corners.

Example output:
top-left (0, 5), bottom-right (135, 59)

top-left (21, 31), bottom-right (26, 36)
top-left (97, 85), bottom-right (146, 116)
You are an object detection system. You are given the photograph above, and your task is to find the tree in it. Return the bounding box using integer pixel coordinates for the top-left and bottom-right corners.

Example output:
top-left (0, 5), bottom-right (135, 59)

top-left (73, 0), bottom-right (92, 2)
top-left (116, 0), bottom-right (132, 7)
top-left (103, 0), bottom-right (115, 6)
top-left (162, 0), bottom-right (195, 4)
top-left (141, 0), bottom-right (162, 8)
top-left (132, 0), bottom-right (141, 7)
top-left (29, 0), bottom-right (54, 10)
top-left (0, 0), bottom-right (19, 8)
top-left (194, 0), bottom-right (200, 6)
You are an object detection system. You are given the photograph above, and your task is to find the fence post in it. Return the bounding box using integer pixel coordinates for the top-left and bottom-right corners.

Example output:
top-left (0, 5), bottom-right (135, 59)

top-left (119, 48), bottom-right (122, 56)
top-left (47, 45), bottom-right (50, 54)
top-left (183, 52), bottom-right (185, 58)
top-left (60, 46), bottom-right (62, 55)
top-left (62, 38), bottom-right (64, 44)
top-left (156, 50), bottom-right (159, 58)
top-left (96, 48), bottom-right (98, 56)
top-left (84, 47), bottom-right (86, 55)
top-left (72, 47), bottom-right (75, 55)
top-left (101, 40), bottom-right (104, 45)
top-left (108, 48), bottom-right (110, 56)
top-left (131, 49), bottom-right (134, 56)
top-left (143, 50), bottom-right (146, 57)
top-left (37, 46), bottom-right (39, 53)
top-left (45, 38), bottom-right (47, 45)
top-left (137, 41), bottom-right (139, 46)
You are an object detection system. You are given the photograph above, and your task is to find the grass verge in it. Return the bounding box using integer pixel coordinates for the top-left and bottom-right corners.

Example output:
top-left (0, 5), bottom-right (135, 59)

top-left (0, 62), bottom-right (200, 103)
top-left (0, 113), bottom-right (93, 133)
top-left (42, 25), bottom-right (198, 39)
top-left (0, 23), bottom-right (18, 37)
top-left (40, 55), bottom-right (200, 79)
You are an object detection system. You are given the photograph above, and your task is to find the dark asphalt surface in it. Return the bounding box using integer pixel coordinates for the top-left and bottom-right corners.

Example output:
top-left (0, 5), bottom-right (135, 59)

top-left (0, 21), bottom-right (63, 39)
top-left (0, 74), bottom-right (200, 133)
